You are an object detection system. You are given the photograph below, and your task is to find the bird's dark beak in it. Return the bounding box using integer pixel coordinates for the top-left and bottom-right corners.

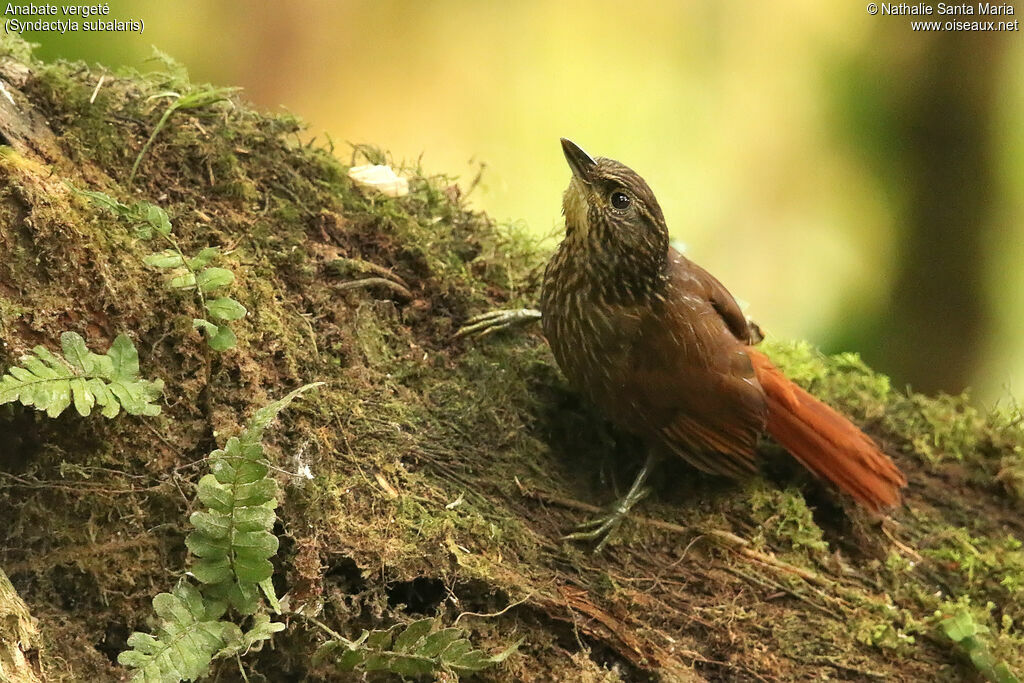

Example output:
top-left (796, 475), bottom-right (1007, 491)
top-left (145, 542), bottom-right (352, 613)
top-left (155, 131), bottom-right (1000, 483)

top-left (561, 138), bottom-right (596, 182)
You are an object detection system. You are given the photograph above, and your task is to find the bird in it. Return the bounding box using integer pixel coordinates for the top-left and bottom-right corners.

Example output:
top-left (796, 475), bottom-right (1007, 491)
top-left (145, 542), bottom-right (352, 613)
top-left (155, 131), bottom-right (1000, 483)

top-left (459, 139), bottom-right (908, 551)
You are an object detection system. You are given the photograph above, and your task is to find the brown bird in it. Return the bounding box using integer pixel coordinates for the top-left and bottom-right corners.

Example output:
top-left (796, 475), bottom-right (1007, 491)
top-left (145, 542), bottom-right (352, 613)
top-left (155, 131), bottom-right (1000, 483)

top-left (536, 139), bottom-right (907, 548)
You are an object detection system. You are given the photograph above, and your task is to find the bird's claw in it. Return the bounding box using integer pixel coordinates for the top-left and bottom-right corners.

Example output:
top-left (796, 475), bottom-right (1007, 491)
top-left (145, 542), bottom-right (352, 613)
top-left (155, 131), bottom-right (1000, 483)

top-left (453, 308), bottom-right (542, 339)
top-left (563, 486), bottom-right (651, 553)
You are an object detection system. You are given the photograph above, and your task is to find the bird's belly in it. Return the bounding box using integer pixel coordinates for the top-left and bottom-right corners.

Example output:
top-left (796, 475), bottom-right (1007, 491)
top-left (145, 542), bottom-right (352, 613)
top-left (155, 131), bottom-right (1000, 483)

top-left (544, 291), bottom-right (760, 441)
top-left (545, 304), bottom-right (648, 426)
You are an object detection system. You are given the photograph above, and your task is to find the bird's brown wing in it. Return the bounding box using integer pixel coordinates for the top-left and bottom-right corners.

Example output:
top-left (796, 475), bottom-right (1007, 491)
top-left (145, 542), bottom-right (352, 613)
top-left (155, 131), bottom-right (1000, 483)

top-left (683, 252), bottom-right (755, 344)
top-left (611, 249), bottom-right (767, 477)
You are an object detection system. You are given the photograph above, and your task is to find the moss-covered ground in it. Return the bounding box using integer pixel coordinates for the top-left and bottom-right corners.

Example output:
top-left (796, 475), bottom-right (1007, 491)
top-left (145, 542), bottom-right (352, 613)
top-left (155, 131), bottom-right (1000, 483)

top-left (1, 37), bottom-right (1023, 681)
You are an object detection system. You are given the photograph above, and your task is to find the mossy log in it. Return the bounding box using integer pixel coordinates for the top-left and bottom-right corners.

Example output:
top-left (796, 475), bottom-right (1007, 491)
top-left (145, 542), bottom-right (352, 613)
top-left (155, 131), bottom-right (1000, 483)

top-left (1, 38), bottom-right (1023, 681)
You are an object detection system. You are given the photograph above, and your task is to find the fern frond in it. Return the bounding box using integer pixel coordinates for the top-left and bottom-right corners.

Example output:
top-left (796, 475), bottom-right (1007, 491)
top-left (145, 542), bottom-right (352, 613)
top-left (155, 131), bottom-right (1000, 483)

top-left (117, 580), bottom-right (242, 683)
top-left (939, 607), bottom-right (1020, 683)
top-left (119, 386), bottom-right (321, 681)
top-left (185, 384), bottom-right (323, 614)
top-left (73, 186), bottom-right (246, 351)
top-left (69, 186), bottom-right (172, 239)
top-left (186, 439), bottom-right (278, 615)
top-left (0, 332), bottom-right (163, 418)
top-left (313, 618), bottom-right (521, 677)
top-left (215, 614), bottom-right (285, 660)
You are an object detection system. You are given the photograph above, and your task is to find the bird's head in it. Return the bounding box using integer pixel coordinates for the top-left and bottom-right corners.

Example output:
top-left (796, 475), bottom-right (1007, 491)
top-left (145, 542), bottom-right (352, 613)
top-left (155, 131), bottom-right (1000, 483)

top-left (559, 138), bottom-right (670, 285)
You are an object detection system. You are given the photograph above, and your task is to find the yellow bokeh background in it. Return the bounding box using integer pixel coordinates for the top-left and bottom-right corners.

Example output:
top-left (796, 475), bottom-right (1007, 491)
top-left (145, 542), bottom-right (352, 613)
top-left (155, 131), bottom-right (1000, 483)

top-left (10, 0), bottom-right (1024, 400)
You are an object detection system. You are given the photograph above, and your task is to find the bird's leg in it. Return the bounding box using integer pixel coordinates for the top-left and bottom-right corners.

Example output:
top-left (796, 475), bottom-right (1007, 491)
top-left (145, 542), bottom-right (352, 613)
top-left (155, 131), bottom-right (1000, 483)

top-left (453, 308), bottom-right (542, 339)
top-left (564, 451), bottom-right (658, 552)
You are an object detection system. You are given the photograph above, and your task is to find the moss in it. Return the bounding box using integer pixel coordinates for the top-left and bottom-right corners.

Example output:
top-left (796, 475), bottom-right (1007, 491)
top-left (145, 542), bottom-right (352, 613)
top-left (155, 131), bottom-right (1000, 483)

top-left (747, 483), bottom-right (829, 556)
top-left (923, 530), bottom-right (1024, 606)
top-left (2, 36), bottom-right (1024, 681)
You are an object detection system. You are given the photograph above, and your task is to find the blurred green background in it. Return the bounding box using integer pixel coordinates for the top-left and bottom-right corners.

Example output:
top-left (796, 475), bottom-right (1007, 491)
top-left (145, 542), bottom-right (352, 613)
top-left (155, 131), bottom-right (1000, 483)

top-left (8, 0), bottom-right (1024, 401)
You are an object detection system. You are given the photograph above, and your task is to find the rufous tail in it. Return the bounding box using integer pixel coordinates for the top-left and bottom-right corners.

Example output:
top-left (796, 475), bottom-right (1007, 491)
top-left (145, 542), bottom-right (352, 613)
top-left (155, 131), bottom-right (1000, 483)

top-left (748, 349), bottom-right (906, 511)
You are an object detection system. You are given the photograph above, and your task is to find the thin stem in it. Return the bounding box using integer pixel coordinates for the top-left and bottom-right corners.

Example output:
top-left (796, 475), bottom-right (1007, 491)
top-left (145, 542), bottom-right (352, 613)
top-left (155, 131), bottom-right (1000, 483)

top-left (454, 592), bottom-right (534, 625)
top-left (305, 615), bottom-right (345, 641)
top-left (161, 232), bottom-right (208, 315)
top-left (159, 231), bottom-right (216, 427)
top-left (130, 98), bottom-right (180, 187)
top-left (235, 653), bottom-right (250, 683)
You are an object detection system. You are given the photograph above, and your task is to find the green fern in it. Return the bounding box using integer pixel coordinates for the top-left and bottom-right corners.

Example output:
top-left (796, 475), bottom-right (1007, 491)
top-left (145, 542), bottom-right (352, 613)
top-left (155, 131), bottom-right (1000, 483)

top-left (0, 332), bottom-right (163, 418)
top-left (118, 583), bottom-right (285, 683)
top-left (215, 613), bottom-right (285, 660)
top-left (70, 186), bottom-right (170, 239)
top-left (120, 387), bottom-right (319, 681)
top-left (72, 186), bottom-right (246, 351)
top-left (117, 580), bottom-right (242, 682)
top-left (185, 384), bottom-right (323, 614)
top-left (939, 607), bottom-right (1020, 683)
top-left (313, 618), bottom-right (521, 677)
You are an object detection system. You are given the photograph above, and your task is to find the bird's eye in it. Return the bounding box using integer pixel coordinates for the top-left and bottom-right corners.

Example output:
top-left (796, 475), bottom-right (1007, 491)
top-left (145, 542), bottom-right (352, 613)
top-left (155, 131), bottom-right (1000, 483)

top-left (610, 191), bottom-right (631, 210)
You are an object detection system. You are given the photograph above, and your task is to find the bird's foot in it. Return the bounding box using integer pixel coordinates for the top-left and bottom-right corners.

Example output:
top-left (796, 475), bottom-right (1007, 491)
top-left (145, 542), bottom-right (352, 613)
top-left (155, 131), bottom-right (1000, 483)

top-left (563, 453), bottom-right (657, 553)
top-left (563, 485), bottom-right (652, 553)
top-left (453, 308), bottom-right (542, 339)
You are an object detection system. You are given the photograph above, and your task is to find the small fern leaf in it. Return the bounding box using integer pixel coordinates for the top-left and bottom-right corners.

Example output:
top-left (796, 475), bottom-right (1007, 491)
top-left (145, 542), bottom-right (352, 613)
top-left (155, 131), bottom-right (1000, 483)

top-left (258, 577), bottom-right (281, 613)
top-left (206, 324), bottom-right (237, 352)
top-left (70, 186), bottom-right (131, 215)
top-left (118, 580), bottom-right (241, 682)
top-left (195, 267), bottom-right (234, 293)
top-left (72, 186), bottom-right (171, 239)
top-left (393, 618), bottom-right (434, 651)
top-left (0, 333), bottom-right (163, 418)
top-left (139, 202), bottom-right (173, 237)
top-left (186, 458), bottom-right (277, 614)
top-left (314, 618), bottom-right (521, 677)
top-left (143, 250), bottom-right (186, 269)
top-left (205, 297), bottom-right (246, 322)
top-left (185, 384), bottom-right (322, 614)
top-left (215, 614), bottom-right (285, 661)
top-left (244, 382), bottom-right (325, 445)
top-left (417, 627), bottom-right (465, 658)
top-left (187, 247), bottom-right (220, 270)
